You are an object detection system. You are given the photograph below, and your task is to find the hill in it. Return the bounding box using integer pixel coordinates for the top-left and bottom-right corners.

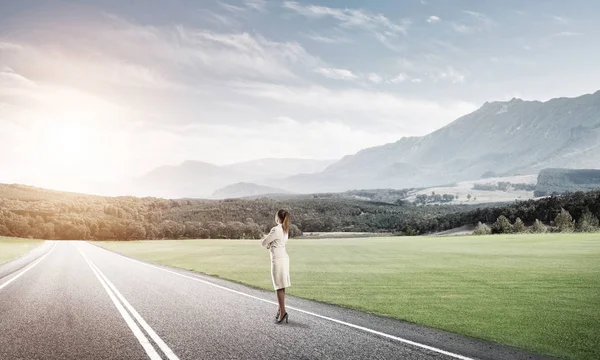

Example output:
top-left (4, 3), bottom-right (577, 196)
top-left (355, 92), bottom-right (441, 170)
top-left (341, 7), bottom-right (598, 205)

top-left (535, 168), bottom-right (600, 196)
top-left (133, 158), bottom-right (334, 198)
top-left (212, 182), bottom-right (291, 199)
top-left (276, 91), bottom-right (600, 193)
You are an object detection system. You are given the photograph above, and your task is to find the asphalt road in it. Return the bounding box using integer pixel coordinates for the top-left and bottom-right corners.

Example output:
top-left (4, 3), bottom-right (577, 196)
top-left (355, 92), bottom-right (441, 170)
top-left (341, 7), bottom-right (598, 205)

top-left (0, 241), bottom-right (556, 360)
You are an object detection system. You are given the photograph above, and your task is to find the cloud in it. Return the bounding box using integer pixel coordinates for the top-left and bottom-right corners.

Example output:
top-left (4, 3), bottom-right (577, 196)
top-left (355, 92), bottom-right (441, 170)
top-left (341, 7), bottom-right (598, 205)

top-left (550, 15), bottom-right (571, 25)
top-left (314, 67), bottom-right (357, 80)
top-left (0, 8), bottom-right (481, 188)
top-left (230, 81), bottom-right (476, 133)
top-left (303, 33), bottom-right (352, 44)
top-left (367, 73), bottom-right (383, 84)
top-left (427, 16), bottom-right (440, 23)
top-left (411, 78), bottom-right (422, 83)
top-left (553, 31), bottom-right (584, 37)
top-left (219, 0), bottom-right (268, 13)
top-left (388, 73), bottom-right (407, 84)
top-left (395, 57), bottom-right (468, 84)
top-left (452, 10), bottom-right (495, 34)
top-left (218, 2), bottom-right (247, 13)
top-left (244, 0), bottom-right (268, 12)
top-left (427, 66), bottom-right (467, 84)
top-left (283, 1), bottom-right (409, 49)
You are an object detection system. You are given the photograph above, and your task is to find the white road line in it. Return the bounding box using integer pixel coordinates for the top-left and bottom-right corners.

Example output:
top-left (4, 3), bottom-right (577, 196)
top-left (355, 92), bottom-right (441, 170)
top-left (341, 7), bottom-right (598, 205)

top-left (88, 257), bottom-right (180, 360)
top-left (98, 245), bottom-right (476, 360)
top-left (78, 248), bottom-right (163, 360)
top-left (0, 241), bottom-right (55, 292)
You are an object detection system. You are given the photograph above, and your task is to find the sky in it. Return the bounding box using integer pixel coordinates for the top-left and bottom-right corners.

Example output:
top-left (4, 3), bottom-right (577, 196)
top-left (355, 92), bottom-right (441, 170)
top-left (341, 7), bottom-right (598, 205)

top-left (1, 0), bottom-right (599, 192)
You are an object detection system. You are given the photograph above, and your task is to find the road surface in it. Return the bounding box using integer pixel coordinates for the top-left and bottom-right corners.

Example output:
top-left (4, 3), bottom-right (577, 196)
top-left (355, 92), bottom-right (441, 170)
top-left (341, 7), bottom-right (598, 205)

top-left (0, 241), bottom-right (554, 360)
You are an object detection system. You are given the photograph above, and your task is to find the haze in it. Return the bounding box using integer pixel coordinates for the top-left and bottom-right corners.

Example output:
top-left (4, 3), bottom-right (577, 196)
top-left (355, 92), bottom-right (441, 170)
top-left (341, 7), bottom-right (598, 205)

top-left (1, 0), bottom-right (599, 194)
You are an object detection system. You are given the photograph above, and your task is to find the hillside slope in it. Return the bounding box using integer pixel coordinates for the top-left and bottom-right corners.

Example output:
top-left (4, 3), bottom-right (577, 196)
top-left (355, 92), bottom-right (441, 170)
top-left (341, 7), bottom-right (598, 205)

top-left (278, 91), bottom-right (600, 193)
top-left (134, 158), bottom-right (334, 198)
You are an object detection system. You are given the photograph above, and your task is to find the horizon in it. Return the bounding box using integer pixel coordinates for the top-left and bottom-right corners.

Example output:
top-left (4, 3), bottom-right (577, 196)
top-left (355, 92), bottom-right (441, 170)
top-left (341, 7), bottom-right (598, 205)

top-left (2, 0), bottom-right (600, 193)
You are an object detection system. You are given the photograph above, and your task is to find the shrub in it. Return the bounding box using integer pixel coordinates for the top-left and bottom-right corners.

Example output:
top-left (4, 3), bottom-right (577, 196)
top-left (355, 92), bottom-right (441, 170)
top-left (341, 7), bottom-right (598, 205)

top-left (492, 215), bottom-right (514, 234)
top-left (555, 208), bottom-right (575, 233)
top-left (513, 218), bottom-right (526, 233)
top-left (532, 219), bottom-right (547, 233)
top-left (473, 222), bottom-right (491, 235)
top-left (577, 210), bottom-right (600, 233)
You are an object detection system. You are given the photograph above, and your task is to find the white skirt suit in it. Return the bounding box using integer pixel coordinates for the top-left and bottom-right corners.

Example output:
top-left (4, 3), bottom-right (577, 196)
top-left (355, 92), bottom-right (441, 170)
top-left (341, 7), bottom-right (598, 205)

top-left (261, 224), bottom-right (291, 290)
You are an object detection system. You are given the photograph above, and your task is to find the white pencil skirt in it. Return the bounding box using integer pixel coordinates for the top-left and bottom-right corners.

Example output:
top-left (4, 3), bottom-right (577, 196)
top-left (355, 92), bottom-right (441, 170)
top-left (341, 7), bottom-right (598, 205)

top-left (270, 249), bottom-right (291, 290)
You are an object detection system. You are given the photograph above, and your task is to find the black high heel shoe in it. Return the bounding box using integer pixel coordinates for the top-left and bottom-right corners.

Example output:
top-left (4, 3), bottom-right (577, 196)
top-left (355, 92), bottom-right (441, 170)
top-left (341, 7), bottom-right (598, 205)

top-left (276, 312), bottom-right (288, 324)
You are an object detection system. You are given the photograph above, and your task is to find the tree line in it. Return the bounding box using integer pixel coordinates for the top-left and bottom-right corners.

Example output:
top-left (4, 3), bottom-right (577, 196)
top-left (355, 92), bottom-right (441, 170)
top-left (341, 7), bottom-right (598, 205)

top-left (1, 184), bottom-right (599, 240)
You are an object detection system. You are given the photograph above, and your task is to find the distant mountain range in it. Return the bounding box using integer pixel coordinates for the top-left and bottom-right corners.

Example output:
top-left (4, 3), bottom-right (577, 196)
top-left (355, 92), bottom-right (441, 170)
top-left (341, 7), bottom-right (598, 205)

top-left (132, 158), bottom-right (335, 198)
top-left (212, 182), bottom-right (291, 199)
top-left (130, 90), bottom-right (600, 198)
top-left (269, 90), bottom-right (600, 193)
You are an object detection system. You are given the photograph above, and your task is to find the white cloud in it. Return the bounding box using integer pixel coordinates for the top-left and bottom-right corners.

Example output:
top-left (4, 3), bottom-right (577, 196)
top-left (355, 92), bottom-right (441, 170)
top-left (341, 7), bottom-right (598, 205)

top-left (553, 31), bottom-right (584, 37)
top-left (427, 16), bottom-right (440, 23)
top-left (198, 9), bottom-right (241, 28)
top-left (283, 1), bottom-right (409, 49)
top-left (304, 33), bottom-right (351, 44)
top-left (411, 78), bottom-right (422, 83)
top-left (388, 73), bottom-right (407, 84)
top-left (429, 66), bottom-right (466, 84)
top-left (367, 73), bottom-right (383, 84)
top-left (218, 2), bottom-right (247, 13)
top-left (550, 15), bottom-right (571, 25)
top-left (314, 67), bottom-right (357, 80)
top-left (230, 81), bottom-right (476, 133)
top-left (453, 10), bottom-right (495, 34)
top-left (452, 23), bottom-right (472, 34)
top-left (244, 0), bottom-right (268, 12)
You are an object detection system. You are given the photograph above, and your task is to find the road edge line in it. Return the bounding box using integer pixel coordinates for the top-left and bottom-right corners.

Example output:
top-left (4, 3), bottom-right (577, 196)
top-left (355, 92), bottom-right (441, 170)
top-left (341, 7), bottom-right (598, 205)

top-left (97, 245), bottom-right (476, 360)
top-left (0, 241), bottom-right (56, 292)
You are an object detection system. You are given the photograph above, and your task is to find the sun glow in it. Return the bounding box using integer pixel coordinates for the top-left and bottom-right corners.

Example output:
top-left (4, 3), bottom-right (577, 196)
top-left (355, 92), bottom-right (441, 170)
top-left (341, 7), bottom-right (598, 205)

top-left (16, 94), bottom-right (131, 193)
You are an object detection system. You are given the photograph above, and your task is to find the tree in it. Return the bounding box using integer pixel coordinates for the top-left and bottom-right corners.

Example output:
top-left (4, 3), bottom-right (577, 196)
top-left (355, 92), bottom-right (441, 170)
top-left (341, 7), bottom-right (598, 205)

top-left (532, 219), bottom-right (547, 233)
top-left (473, 222), bottom-right (491, 235)
top-left (555, 208), bottom-right (575, 233)
top-left (576, 210), bottom-right (599, 233)
top-left (513, 218), bottom-right (526, 233)
top-left (467, 194), bottom-right (472, 201)
top-left (492, 215), bottom-right (514, 234)
top-left (402, 225), bottom-right (418, 236)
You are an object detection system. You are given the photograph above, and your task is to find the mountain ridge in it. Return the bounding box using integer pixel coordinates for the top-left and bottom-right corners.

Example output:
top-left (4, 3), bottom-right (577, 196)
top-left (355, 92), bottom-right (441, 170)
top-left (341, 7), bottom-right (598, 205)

top-left (274, 90), bottom-right (600, 193)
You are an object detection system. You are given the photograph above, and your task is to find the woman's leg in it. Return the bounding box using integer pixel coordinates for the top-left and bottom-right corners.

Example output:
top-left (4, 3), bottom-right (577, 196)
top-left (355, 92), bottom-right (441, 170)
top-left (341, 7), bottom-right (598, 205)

top-left (276, 288), bottom-right (286, 319)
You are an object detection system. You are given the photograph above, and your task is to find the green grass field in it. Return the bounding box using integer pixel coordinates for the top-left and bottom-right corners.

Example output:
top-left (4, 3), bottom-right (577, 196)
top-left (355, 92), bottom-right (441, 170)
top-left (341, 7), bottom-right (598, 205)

top-left (0, 237), bottom-right (44, 265)
top-left (99, 234), bottom-right (600, 360)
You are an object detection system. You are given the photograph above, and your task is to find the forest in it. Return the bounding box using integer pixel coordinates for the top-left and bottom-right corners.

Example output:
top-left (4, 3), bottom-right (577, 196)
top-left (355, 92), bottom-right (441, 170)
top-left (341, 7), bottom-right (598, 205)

top-left (0, 183), bottom-right (598, 240)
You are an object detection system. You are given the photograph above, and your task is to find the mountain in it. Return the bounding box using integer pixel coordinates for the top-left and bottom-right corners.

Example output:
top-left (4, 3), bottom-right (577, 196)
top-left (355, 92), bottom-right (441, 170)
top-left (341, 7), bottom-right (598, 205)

top-left (276, 91), bottom-right (600, 193)
top-left (535, 168), bottom-right (600, 196)
top-left (133, 158), bottom-right (335, 198)
top-left (224, 158), bottom-right (336, 179)
top-left (212, 182), bottom-right (291, 199)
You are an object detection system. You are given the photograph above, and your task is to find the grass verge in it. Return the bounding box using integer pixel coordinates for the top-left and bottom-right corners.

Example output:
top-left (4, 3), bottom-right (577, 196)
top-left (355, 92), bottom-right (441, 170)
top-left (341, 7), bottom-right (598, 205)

top-left (0, 237), bottom-right (44, 266)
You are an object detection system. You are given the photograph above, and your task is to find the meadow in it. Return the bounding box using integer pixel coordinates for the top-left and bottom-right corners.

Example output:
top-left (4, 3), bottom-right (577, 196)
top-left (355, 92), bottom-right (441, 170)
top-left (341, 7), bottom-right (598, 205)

top-left (99, 234), bottom-right (600, 360)
top-left (0, 237), bottom-right (43, 265)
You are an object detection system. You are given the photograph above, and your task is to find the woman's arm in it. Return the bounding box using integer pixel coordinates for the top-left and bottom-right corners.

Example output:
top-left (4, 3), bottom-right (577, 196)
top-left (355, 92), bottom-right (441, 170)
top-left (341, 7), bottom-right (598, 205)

top-left (261, 227), bottom-right (277, 249)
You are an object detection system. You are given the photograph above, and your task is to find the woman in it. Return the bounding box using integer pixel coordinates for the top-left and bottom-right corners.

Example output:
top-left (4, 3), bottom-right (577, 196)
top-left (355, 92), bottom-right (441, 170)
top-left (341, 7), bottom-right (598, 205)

top-left (261, 209), bottom-right (291, 324)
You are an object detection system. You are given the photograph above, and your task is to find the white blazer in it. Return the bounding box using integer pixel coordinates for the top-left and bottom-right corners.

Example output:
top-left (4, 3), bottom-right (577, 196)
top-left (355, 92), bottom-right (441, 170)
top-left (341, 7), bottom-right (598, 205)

top-left (261, 224), bottom-right (288, 251)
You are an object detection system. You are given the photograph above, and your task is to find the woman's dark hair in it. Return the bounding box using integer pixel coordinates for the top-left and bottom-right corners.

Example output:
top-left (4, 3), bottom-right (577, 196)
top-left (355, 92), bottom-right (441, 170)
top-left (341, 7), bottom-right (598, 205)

top-left (277, 209), bottom-right (290, 235)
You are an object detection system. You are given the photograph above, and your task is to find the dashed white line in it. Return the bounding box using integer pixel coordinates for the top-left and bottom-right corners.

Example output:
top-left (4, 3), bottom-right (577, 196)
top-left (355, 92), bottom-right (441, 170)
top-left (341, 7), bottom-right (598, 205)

top-left (96, 244), bottom-right (476, 360)
top-left (0, 241), bottom-right (55, 292)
